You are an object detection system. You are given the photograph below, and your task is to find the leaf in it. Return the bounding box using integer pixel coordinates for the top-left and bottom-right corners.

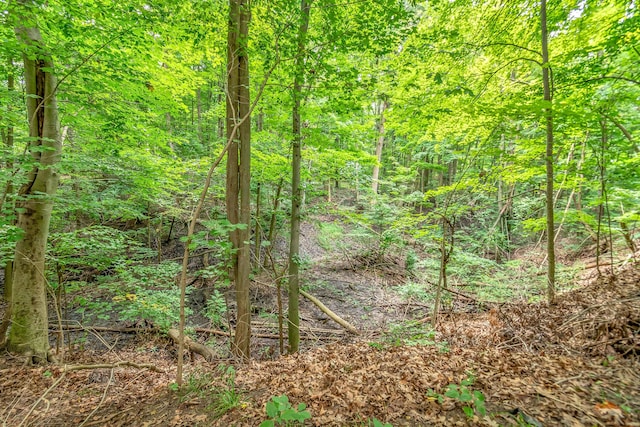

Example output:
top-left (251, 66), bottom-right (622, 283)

top-left (259, 421), bottom-right (275, 427)
top-left (444, 385), bottom-right (460, 399)
top-left (265, 401), bottom-right (278, 418)
top-left (462, 406), bottom-right (474, 418)
top-left (459, 388), bottom-right (473, 402)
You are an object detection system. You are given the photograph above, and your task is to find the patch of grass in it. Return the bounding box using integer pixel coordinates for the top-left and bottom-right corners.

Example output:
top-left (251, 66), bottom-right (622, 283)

top-left (317, 222), bottom-right (344, 251)
top-left (372, 320), bottom-right (448, 351)
top-left (169, 365), bottom-right (245, 418)
top-left (396, 282), bottom-right (434, 303)
top-left (208, 365), bottom-right (244, 418)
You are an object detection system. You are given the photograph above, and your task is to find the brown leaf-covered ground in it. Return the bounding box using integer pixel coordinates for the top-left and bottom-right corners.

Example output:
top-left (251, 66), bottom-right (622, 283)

top-left (1, 262), bottom-right (639, 426)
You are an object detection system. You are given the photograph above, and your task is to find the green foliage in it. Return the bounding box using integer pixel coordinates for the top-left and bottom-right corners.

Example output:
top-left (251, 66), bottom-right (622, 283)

top-left (71, 261), bottom-right (189, 332)
top-left (170, 365), bottom-right (244, 418)
top-left (208, 365), bottom-right (244, 418)
top-left (49, 226), bottom-right (140, 273)
top-left (317, 222), bottom-right (344, 251)
top-left (396, 282), bottom-right (435, 303)
top-left (259, 394), bottom-right (311, 427)
top-left (369, 419), bottom-right (392, 427)
top-left (204, 289), bottom-right (227, 328)
top-left (428, 375), bottom-right (486, 419)
top-left (376, 320), bottom-right (447, 351)
top-left (0, 224), bottom-right (22, 266)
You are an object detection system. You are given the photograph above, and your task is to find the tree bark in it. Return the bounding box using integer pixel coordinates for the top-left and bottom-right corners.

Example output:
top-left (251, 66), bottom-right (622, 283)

top-left (541, 0), bottom-right (556, 305)
top-left (3, 58), bottom-right (15, 304)
top-left (372, 100), bottom-right (387, 194)
top-left (288, 0), bottom-right (312, 354)
top-left (6, 18), bottom-right (61, 362)
top-left (226, 0), bottom-right (252, 360)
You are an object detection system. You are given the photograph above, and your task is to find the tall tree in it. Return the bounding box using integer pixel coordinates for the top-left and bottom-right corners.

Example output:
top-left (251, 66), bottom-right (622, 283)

top-left (541, 0), bottom-right (556, 304)
top-left (2, 59), bottom-right (15, 303)
top-left (4, 2), bottom-right (61, 362)
top-left (226, 0), bottom-right (252, 359)
top-left (288, 0), bottom-right (312, 354)
top-left (372, 99), bottom-right (387, 194)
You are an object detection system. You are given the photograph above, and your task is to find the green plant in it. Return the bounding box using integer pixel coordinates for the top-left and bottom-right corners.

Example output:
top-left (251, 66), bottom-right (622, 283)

top-left (317, 222), bottom-right (344, 251)
top-left (384, 321), bottom-right (444, 348)
top-left (428, 375), bottom-right (486, 418)
top-left (259, 394), bottom-right (311, 427)
top-left (396, 282), bottom-right (433, 302)
top-left (369, 418), bottom-right (392, 427)
top-left (205, 289), bottom-right (227, 328)
top-left (209, 365), bottom-right (244, 417)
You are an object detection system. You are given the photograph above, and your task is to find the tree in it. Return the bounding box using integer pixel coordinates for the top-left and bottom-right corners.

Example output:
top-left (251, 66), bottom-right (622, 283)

top-left (226, 0), bottom-right (252, 359)
top-left (372, 99), bottom-right (388, 194)
top-left (541, 0), bottom-right (556, 304)
top-left (288, 0), bottom-right (313, 354)
top-left (4, 2), bottom-right (61, 362)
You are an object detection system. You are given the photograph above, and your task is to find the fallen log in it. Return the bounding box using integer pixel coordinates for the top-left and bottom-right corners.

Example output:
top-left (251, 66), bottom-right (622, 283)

top-left (167, 328), bottom-right (216, 362)
top-left (300, 289), bottom-right (359, 335)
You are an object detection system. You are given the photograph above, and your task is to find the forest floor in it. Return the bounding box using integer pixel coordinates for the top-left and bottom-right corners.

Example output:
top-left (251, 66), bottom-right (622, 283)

top-left (1, 219), bottom-right (639, 426)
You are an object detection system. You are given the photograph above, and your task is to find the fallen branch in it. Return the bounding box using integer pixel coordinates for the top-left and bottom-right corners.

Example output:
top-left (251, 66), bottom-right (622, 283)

top-left (78, 368), bottom-right (114, 427)
top-left (63, 361), bottom-right (164, 373)
top-left (168, 329), bottom-right (217, 362)
top-left (193, 327), bottom-right (343, 340)
top-left (300, 289), bottom-right (359, 335)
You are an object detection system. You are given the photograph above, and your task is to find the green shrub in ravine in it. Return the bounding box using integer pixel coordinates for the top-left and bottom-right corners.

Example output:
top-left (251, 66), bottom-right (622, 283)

top-left (371, 320), bottom-right (448, 352)
top-left (72, 261), bottom-right (190, 332)
top-left (49, 226), bottom-right (143, 274)
top-left (259, 394), bottom-right (311, 427)
top-left (204, 289), bottom-right (227, 329)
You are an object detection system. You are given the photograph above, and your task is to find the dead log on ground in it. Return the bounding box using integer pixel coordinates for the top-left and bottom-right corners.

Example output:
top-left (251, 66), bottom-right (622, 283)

top-left (167, 328), bottom-right (216, 362)
top-left (300, 289), bottom-right (359, 335)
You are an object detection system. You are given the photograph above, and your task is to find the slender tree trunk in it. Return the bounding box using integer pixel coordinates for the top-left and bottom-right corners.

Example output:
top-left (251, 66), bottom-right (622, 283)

top-left (372, 100), bottom-right (387, 194)
top-left (3, 59), bottom-right (15, 303)
top-left (226, 0), bottom-right (240, 279)
top-left (6, 17), bottom-right (61, 362)
top-left (541, 0), bottom-right (556, 304)
top-left (225, 0), bottom-right (252, 360)
top-left (288, 0), bottom-right (312, 354)
top-left (254, 182), bottom-right (262, 266)
top-left (196, 88), bottom-right (203, 143)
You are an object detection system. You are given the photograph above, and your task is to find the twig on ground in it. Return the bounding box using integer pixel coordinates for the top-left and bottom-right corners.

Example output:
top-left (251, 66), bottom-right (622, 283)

top-left (78, 368), bottom-right (114, 427)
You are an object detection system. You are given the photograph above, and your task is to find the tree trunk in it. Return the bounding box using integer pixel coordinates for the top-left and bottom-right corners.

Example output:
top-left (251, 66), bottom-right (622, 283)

top-left (3, 59), bottom-right (15, 304)
top-left (6, 19), bottom-right (61, 363)
top-left (288, 0), bottom-right (312, 354)
top-left (254, 182), bottom-right (262, 266)
top-left (226, 0), bottom-right (252, 360)
top-left (541, 0), bottom-right (556, 304)
top-left (372, 100), bottom-right (387, 194)
top-left (226, 0), bottom-right (240, 279)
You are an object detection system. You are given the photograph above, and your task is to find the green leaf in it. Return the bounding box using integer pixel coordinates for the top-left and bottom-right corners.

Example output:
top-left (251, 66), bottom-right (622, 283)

top-left (259, 421), bottom-right (275, 427)
top-left (265, 401), bottom-right (278, 418)
top-left (444, 386), bottom-right (460, 399)
top-left (462, 406), bottom-right (474, 418)
top-left (459, 388), bottom-right (473, 402)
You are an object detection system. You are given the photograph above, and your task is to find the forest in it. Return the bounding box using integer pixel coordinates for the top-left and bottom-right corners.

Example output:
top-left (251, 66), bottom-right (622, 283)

top-left (0, 0), bottom-right (639, 425)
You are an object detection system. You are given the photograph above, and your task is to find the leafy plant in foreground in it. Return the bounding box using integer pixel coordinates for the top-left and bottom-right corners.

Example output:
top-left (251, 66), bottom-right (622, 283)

top-left (428, 375), bottom-right (486, 418)
top-left (259, 394), bottom-right (311, 426)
